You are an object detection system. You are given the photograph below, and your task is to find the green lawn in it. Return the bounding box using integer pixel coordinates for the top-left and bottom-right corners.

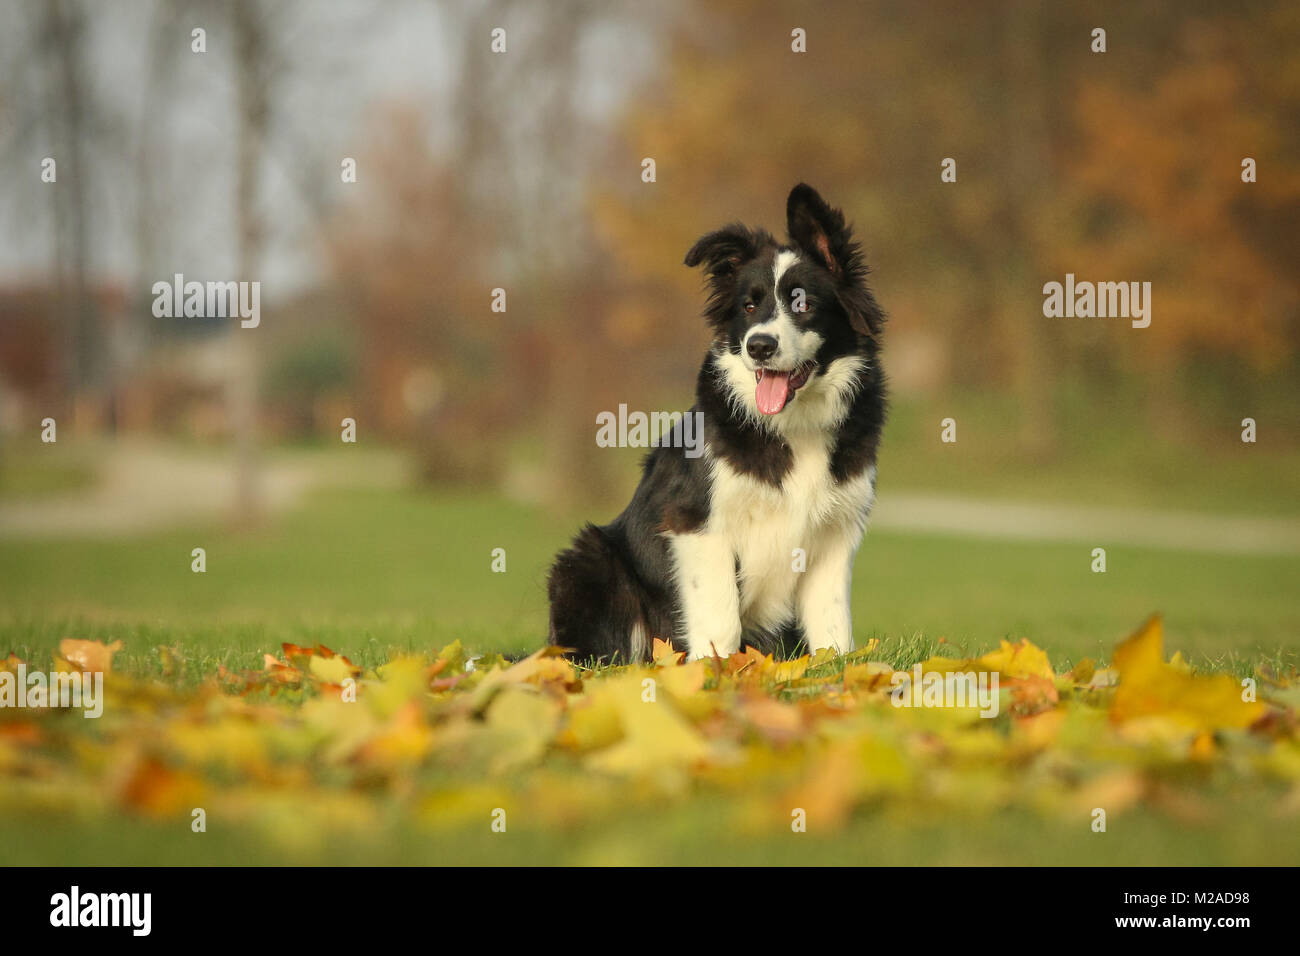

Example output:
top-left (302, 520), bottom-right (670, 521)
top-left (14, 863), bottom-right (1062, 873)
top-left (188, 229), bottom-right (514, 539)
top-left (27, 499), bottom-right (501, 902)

top-left (2, 487), bottom-right (1295, 672)
top-left (0, 485), bottom-right (1296, 865)
top-left (880, 387), bottom-right (1300, 518)
top-left (0, 442), bottom-right (96, 499)
top-left (1, 797), bottom-right (1292, 867)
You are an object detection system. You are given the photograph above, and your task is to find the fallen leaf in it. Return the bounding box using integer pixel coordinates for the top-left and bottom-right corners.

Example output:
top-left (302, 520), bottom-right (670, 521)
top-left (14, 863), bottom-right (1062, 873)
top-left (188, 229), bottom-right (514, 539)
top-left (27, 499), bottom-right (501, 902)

top-left (1111, 615), bottom-right (1264, 732)
top-left (58, 639), bottom-right (123, 673)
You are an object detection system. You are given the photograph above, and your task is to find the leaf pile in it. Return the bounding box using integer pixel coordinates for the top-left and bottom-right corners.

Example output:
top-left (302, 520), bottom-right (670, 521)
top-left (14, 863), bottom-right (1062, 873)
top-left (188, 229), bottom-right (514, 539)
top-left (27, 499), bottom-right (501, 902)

top-left (0, 616), bottom-right (1296, 851)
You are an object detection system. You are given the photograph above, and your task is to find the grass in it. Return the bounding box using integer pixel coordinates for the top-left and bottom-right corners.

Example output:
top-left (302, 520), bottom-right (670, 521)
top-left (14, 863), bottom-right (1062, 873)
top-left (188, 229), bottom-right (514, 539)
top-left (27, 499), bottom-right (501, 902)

top-left (2, 486), bottom-right (1296, 672)
top-left (572, 385), bottom-right (1300, 518)
top-left (0, 480), bottom-right (1297, 865)
top-left (0, 442), bottom-right (96, 499)
top-left (877, 388), bottom-right (1300, 517)
top-left (1, 799), bottom-right (1293, 866)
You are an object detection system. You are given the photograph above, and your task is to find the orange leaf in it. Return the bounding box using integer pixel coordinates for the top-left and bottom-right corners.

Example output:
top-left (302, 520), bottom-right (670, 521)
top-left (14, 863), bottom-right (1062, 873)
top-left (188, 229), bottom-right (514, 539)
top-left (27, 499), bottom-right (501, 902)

top-left (652, 637), bottom-right (685, 667)
top-left (262, 654), bottom-right (302, 684)
top-left (58, 638), bottom-right (123, 673)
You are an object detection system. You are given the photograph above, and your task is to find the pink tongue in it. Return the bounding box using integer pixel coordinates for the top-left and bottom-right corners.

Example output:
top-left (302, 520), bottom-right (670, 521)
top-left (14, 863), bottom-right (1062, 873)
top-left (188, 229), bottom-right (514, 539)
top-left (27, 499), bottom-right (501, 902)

top-left (755, 371), bottom-right (791, 415)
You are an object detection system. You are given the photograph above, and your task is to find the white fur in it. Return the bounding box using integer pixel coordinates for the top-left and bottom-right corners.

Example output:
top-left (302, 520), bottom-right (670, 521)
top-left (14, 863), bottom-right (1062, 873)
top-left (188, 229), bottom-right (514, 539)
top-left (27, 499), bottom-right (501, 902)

top-left (669, 353), bottom-right (876, 660)
top-left (628, 619), bottom-right (648, 663)
top-left (739, 251), bottom-right (823, 374)
top-left (773, 249), bottom-right (799, 282)
top-left (714, 349), bottom-right (868, 437)
top-left (668, 530), bottom-right (743, 658)
top-left (743, 252), bottom-right (821, 374)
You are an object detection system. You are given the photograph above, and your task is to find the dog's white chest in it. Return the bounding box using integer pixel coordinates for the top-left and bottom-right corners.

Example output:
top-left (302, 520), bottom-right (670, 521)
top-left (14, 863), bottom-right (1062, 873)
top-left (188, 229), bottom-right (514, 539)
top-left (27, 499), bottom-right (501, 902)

top-left (708, 435), bottom-right (872, 630)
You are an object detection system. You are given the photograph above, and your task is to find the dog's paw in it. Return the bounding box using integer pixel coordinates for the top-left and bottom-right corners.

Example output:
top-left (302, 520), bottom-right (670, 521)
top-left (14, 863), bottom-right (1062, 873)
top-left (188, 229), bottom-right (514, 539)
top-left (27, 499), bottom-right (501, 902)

top-left (686, 636), bottom-right (740, 662)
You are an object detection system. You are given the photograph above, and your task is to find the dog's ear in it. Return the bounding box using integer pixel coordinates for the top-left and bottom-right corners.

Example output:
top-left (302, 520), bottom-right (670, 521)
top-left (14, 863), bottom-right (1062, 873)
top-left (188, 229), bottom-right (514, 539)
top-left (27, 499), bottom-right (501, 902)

top-left (786, 183), bottom-right (883, 339)
top-left (685, 224), bottom-right (767, 330)
top-left (786, 183), bottom-right (851, 276)
top-left (684, 223), bottom-right (761, 279)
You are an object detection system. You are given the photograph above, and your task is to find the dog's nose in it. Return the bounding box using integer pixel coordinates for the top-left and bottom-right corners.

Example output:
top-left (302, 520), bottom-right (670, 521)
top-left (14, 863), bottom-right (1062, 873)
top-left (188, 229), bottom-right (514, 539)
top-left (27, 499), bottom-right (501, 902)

top-left (747, 334), bottom-right (778, 362)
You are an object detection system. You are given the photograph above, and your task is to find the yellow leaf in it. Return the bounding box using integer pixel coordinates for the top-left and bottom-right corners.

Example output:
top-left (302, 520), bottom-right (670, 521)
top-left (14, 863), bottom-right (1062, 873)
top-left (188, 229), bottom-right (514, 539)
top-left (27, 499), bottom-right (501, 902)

top-left (913, 638), bottom-right (1054, 682)
top-left (435, 640), bottom-right (467, 673)
top-left (498, 647), bottom-right (577, 689)
top-left (357, 701), bottom-right (435, 769)
top-left (977, 639), bottom-right (1055, 681)
top-left (808, 646), bottom-right (841, 668)
top-left (165, 717), bottom-right (268, 773)
top-left (658, 660), bottom-right (708, 698)
top-left (309, 654), bottom-right (358, 685)
top-left (652, 638), bottom-right (685, 667)
top-left (770, 655), bottom-right (810, 683)
top-left (912, 654), bottom-right (966, 675)
top-left (842, 661), bottom-right (896, 691)
top-left (159, 645), bottom-right (182, 679)
top-left (584, 675), bottom-right (710, 775)
top-left (368, 655), bottom-right (431, 717)
top-left (1111, 615), bottom-right (1263, 731)
top-left (483, 687), bottom-right (561, 771)
top-left (1068, 658), bottom-right (1095, 685)
top-left (556, 692), bottom-right (624, 752)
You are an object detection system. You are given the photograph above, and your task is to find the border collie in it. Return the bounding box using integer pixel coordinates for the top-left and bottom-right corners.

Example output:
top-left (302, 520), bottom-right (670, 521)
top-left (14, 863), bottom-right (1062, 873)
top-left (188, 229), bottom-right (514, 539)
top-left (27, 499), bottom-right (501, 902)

top-left (548, 184), bottom-right (886, 663)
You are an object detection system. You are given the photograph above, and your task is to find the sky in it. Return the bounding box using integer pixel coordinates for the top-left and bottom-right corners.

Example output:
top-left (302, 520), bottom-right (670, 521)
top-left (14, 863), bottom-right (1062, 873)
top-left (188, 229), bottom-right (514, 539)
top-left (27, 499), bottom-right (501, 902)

top-left (0, 0), bottom-right (662, 299)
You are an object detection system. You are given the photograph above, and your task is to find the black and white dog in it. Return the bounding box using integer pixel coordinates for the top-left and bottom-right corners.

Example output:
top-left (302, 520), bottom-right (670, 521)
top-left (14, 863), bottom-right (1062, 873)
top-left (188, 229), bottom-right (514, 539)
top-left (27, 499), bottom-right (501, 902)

top-left (548, 184), bottom-right (886, 663)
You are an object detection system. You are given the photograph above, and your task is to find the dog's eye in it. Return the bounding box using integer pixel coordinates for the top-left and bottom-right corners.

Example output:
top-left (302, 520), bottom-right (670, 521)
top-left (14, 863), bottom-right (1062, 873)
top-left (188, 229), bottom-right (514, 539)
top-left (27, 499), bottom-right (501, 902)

top-left (744, 302), bottom-right (755, 314)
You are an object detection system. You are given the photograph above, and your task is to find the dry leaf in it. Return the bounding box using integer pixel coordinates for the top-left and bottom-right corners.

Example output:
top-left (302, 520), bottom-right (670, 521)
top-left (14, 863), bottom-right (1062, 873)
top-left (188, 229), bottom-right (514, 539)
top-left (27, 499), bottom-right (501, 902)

top-left (58, 638), bottom-right (123, 673)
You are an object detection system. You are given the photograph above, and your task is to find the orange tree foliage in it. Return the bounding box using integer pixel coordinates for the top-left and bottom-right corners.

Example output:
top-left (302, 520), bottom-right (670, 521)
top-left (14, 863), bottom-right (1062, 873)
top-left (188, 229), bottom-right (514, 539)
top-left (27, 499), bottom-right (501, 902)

top-left (328, 2), bottom-right (1299, 491)
top-left (592, 0), bottom-right (1298, 412)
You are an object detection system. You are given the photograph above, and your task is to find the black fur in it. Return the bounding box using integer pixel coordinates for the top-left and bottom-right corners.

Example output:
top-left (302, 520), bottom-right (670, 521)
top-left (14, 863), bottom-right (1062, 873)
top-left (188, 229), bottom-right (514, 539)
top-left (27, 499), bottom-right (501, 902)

top-left (548, 184), bottom-right (886, 664)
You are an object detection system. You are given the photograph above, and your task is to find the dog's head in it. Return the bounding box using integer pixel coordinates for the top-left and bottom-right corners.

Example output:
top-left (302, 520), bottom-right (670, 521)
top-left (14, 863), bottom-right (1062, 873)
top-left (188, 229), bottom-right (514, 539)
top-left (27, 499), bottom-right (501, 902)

top-left (685, 184), bottom-right (883, 419)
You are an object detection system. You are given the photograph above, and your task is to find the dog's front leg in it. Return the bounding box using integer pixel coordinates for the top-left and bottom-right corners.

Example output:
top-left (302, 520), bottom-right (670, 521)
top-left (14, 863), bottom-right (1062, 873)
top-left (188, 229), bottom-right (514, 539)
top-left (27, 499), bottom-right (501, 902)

top-left (796, 526), bottom-right (862, 655)
top-left (669, 532), bottom-right (742, 660)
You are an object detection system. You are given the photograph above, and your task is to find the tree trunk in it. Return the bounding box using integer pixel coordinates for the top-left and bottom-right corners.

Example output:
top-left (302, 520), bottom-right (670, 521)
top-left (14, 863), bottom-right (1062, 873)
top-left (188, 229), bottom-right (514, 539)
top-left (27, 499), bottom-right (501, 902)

top-left (229, 0), bottom-right (269, 523)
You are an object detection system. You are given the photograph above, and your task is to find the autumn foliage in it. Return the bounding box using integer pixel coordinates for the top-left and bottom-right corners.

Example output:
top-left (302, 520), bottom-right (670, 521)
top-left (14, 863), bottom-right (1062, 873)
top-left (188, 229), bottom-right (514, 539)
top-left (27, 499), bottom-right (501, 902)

top-left (320, 1), bottom-right (1300, 497)
top-left (1, 616), bottom-right (1293, 853)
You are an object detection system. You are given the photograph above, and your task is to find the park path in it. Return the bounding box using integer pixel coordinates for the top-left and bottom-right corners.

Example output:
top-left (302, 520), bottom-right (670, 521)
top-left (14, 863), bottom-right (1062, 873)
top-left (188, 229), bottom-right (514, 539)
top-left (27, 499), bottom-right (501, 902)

top-left (2, 442), bottom-right (1297, 555)
top-left (871, 492), bottom-right (1300, 556)
top-left (0, 441), bottom-right (406, 538)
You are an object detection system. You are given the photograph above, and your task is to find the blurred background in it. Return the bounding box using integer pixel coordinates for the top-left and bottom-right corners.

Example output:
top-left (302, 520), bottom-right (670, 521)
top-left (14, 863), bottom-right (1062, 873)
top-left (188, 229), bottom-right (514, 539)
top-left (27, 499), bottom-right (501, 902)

top-left (0, 0), bottom-right (1297, 661)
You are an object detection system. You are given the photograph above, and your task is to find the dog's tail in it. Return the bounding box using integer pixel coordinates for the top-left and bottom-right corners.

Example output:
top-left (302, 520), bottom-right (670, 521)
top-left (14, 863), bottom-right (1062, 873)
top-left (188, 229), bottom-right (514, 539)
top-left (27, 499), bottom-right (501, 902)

top-left (546, 523), bottom-right (653, 665)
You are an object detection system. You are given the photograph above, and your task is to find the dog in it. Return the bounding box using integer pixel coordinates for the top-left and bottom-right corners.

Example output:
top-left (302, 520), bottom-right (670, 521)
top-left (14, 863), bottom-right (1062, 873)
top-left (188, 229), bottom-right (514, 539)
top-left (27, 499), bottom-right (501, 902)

top-left (548, 184), bottom-right (886, 663)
